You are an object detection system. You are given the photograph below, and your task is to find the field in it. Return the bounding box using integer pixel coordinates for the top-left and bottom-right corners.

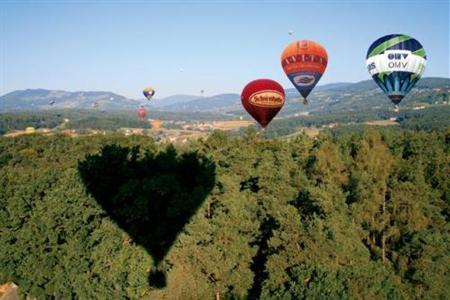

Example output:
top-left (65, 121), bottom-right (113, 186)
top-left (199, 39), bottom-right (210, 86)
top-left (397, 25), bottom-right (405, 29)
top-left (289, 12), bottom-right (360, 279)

top-left (364, 119), bottom-right (399, 126)
top-left (210, 120), bottom-right (254, 130)
top-left (281, 127), bottom-right (321, 140)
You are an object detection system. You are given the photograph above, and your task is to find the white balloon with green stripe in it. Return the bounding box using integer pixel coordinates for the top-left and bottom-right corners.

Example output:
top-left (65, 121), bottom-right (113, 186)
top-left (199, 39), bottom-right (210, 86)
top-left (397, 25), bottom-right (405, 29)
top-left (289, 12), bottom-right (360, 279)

top-left (366, 34), bottom-right (426, 105)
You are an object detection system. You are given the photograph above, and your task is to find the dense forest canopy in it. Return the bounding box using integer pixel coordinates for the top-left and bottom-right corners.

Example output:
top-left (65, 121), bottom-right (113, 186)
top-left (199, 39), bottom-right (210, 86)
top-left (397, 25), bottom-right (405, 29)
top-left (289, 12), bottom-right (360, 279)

top-left (1, 128), bottom-right (449, 299)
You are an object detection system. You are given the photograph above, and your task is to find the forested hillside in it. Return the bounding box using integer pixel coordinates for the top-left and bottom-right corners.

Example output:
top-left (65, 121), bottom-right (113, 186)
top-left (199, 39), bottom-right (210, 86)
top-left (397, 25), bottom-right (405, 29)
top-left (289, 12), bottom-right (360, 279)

top-left (1, 129), bottom-right (449, 299)
top-left (0, 110), bottom-right (233, 134)
top-left (260, 105), bottom-right (450, 138)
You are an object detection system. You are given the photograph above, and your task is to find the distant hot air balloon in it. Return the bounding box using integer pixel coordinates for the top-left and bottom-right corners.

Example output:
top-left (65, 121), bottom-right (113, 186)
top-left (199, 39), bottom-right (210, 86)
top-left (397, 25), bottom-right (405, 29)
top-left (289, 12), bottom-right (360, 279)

top-left (151, 119), bottom-right (162, 129)
top-left (288, 30), bottom-right (294, 36)
top-left (25, 127), bottom-right (35, 134)
top-left (137, 106), bottom-right (148, 119)
top-left (143, 86), bottom-right (155, 100)
top-left (200, 89), bottom-right (205, 96)
top-left (366, 34), bottom-right (426, 106)
top-left (241, 79), bottom-right (285, 128)
top-left (281, 40), bottom-right (328, 104)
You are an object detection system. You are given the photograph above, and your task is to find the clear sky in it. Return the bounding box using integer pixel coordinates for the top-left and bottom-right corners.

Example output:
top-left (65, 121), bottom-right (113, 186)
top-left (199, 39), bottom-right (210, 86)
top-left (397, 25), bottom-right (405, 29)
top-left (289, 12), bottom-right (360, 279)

top-left (1, 0), bottom-right (449, 98)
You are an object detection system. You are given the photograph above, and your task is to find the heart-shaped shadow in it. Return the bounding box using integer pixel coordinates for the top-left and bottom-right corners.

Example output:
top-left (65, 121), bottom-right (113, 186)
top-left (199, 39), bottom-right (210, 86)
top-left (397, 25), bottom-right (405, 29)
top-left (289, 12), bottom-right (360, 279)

top-left (78, 144), bottom-right (216, 288)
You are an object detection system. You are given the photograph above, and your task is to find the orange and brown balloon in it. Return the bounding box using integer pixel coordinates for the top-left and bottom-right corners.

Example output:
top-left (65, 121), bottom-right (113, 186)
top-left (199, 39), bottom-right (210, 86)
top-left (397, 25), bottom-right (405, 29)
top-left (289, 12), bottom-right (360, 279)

top-left (281, 40), bottom-right (328, 104)
top-left (151, 119), bottom-right (162, 129)
top-left (241, 79), bottom-right (285, 128)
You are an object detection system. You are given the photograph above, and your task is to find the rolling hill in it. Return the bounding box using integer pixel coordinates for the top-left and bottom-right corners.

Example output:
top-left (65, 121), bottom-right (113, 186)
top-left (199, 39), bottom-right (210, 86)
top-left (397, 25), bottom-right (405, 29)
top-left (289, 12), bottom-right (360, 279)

top-left (1, 78), bottom-right (448, 115)
top-left (0, 89), bottom-right (140, 112)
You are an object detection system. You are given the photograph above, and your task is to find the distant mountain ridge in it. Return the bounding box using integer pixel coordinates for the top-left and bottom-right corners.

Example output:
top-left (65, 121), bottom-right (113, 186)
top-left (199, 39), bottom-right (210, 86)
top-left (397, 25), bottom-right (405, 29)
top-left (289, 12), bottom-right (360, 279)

top-left (0, 89), bottom-right (139, 112)
top-left (1, 77), bottom-right (448, 114)
top-left (277, 77), bottom-right (449, 117)
top-left (144, 77), bottom-right (449, 114)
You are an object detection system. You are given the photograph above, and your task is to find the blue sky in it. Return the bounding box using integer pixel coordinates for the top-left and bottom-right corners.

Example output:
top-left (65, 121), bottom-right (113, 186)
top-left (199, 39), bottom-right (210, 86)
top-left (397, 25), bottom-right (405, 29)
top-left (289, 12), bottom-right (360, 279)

top-left (1, 0), bottom-right (449, 98)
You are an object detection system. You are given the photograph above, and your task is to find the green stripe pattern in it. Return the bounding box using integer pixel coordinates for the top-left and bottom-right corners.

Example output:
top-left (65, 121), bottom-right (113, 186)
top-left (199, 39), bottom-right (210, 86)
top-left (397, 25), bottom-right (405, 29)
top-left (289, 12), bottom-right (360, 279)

top-left (413, 48), bottom-right (427, 58)
top-left (368, 35), bottom-right (411, 58)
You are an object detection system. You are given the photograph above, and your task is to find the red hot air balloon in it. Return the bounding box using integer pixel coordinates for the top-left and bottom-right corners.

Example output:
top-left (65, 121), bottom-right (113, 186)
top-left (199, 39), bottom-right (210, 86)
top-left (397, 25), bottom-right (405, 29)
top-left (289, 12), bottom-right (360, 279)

top-left (281, 40), bottom-right (328, 104)
top-left (241, 79), bottom-right (285, 128)
top-left (137, 106), bottom-right (148, 120)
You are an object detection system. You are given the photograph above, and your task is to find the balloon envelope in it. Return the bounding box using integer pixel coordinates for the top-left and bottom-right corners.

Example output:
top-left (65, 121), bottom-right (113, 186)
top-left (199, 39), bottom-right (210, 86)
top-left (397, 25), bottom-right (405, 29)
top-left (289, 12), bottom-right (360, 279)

top-left (241, 79), bottom-right (285, 128)
top-left (281, 40), bottom-right (328, 102)
top-left (366, 34), bottom-right (426, 105)
top-left (25, 127), bottom-right (35, 134)
top-left (137, 106), bottom-right (148, 119)
top-left (143, 86), bottom-right (155, 100)
top-left (151, 119), bottom-right (162, 129)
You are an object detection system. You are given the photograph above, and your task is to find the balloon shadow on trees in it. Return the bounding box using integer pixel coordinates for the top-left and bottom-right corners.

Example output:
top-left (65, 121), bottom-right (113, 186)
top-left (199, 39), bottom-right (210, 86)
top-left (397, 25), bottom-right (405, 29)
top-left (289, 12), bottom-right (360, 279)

top-left (78, 144), bottom-right (216, 288)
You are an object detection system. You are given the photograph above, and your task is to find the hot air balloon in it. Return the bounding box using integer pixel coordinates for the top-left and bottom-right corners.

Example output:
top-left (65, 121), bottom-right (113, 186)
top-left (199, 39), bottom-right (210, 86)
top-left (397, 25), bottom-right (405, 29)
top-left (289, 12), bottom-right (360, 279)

top-left (143, 86), bottom-right (155, 100)
top-left (151, 119), bottom-right (162, 129)
top-left (366, 34), bottom-right (426, 107)
top-left (288, 30), bottom-right (294, 36)
top-left (25, 127), bottom-right (35, 134)
top-left (137, 106), bottom-right (148, 120)
top-left (281, 40), bottom-right (328, 104)
top-left (241, 79), bottom-right (285, 128)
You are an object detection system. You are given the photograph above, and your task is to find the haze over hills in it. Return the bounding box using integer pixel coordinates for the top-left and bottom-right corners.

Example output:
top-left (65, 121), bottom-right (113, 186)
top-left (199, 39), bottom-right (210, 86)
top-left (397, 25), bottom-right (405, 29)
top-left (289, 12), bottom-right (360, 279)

top-left (0, 89), bottom-right (139, 112)
top-left (149, 95), bottom-right (203, 108)
top-left (153, 93), bottom-right (240, 112)
top-left (1, 78), bottom-right (448, 114)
